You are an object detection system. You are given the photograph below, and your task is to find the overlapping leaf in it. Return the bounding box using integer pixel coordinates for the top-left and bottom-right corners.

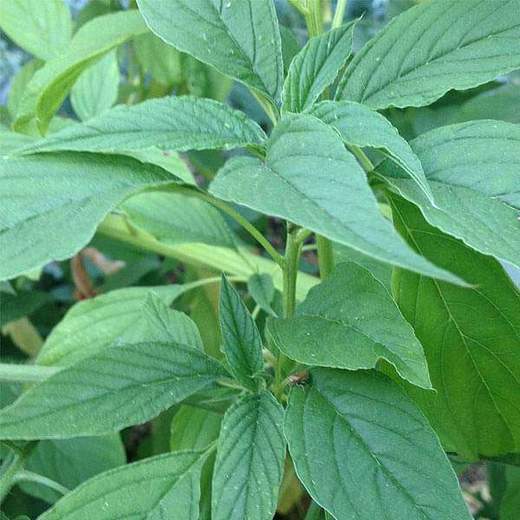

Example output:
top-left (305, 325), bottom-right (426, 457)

top-left (269, 262), bottom-right (431, 388)
top-left (338, 0), bottom-right (520, 109)
top-left (210, 113), bottom-right (461, 283)
top-left (285, 369), bottom-right (471, 520)
top-left (391, 196), bottom-right (520, 459)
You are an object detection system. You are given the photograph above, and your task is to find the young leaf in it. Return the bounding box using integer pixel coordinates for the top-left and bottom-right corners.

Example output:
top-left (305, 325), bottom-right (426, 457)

top-left (137, 0), bottom-right (284, 102)
top-left (212, 392), bottom-right (285, 520)
top-left (0, 153), bottom-right (176, 281)
top-left (38, 450), bottom-right (208, 519)
top-left (219, 275), bottom-right (263, 390)
top-left (282, 23), bottom-right (355, 113)
top-left (285, 369), bottom-right (471, 520)
top-left (210, 113), bottom-right (462, 284)
top-left (391, 196), bottom-right (520, 460)
top-left (269, 262), bottom-right (431, 389)
top-left (36, 285), bottom-right (202, 367)
top-left (19, 96), bottom-right (266, 155)
top-left (379, 120), bottom-right (520, 268)
top-left (70, 51), bottom-right (119, 122)
top-left (21, 436), bottom-right (125, 504)
top-left (0, 341), bottom-right (227, 439)
top-left (338, 0), bottom-right (520, 109)
top-left (14, 10), bottom-right (147, 134)
top-left (170, 405), bottom-right (222, 451)
top-left (248, 273), bottom-right (276, 316)
top-left (310, 100), bottom-right (433, 203)
top-left (0, 0), bottom-right (72, 61)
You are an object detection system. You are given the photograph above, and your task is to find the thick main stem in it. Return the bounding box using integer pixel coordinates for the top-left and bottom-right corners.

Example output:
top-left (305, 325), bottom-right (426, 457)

top-left (316, 235), bottom-right (335, 278)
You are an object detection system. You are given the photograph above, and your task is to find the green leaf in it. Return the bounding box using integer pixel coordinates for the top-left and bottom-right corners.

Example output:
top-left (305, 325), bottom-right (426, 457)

top-left (0, 153), bottom-right (179, 281)
top-left (0, 290), bottom-right (50, 327)
top-left (134, 31), bottom-right (183, 86)
top-left (19, 96), bottom-right (266, 155)
top-left (70, 51), bottom-right (119, 122)
top-left (137, 0), bottom-right (283, 102)
top-left (269, 262), bottom-right (430, 388)
top-left (247, 273), bottom-right (276, 316)
top-left (379, 121), bottom-right (520, 268)
top-left (285, 368), bottom-right (471, 520)
top-left (338, 0), bottom-right (520, 109)
top-left (458, 84), bottom-right (520, 124)
top-left (282, 23), bottom-right (355, 113)
top-left (310, 100), bottom-right (433, 203)
top-left (0, 131), bottom-right (35, 155)
top-left (501, 466), bottom-right (520, 520)
top-left (7, 60), bottom-right (41, 119)
top-left (219, 275), bottom-right (263, 390)
top-left (0, 0), bottom-right (72, 61)
top-left (21, 436), bottom-right (125, 504)
top-left (13, 10), bottom-right (147, 134)
top-left (0, 341), bottom-right (227, 439)
top-left (36, 285), bottom-right (200, 367)
top-left (391, 196), bottom-right (520, 459)
top-left (38, 451), bottom-right (208, 519)
top-left (212, 392), bottom-right (285, 520)
top-left (121, 189), bottom-right (238, 249)
top-left (210, 113), bottom-right (462, 284)
top-left (170, 405), bottom-right (222, 451)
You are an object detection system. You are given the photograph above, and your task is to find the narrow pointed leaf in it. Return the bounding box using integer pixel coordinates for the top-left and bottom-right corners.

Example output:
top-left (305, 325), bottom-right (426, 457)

top-left (282, 23), bottom-right (355, 113)
top-left (212, 392), bottom-right (285, 520)
top-left (311, 100), bottom-right (433, 202)
top-left (0, 0), bottom-right (72, 61)
top-left (19, 96), bottom-right (266, 156)
top-left (219, 275), bottom-right (263, 390)
top-left (38, 451), bottom-right (208, 519)
top-left (0, 341), bottom-right (227, 439)
top-left (14, 10), bottom-right (147, 134)
top-left (338, 0), bottom-right (520, 109)
top-left (0, 153), bottom-right (176, 281)
top-left (269, 262), bottom-right (431, 388)
top-left (379, 121), bottom-right (520, 268)
top-left (210, 113), bottom-right (462, 284)
top-left (137, 0), bottom-right (284, 102)
top-left (391, 196), bottom-right (520, 459)
top-left (285, 369), bottom-right (471, 520)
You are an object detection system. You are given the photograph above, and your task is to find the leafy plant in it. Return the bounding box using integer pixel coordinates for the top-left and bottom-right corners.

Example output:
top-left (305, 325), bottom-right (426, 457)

top-left (0, 0), bottom-right (519, 518)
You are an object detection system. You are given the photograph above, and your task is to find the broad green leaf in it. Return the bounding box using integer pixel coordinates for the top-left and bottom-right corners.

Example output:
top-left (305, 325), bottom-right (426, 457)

top-left (19, 96), bottom-right (266, 155)
top-left (71, 51), bottom-right (119, 122)
top-left (282, 23), bottom-right (355, 113)
top-left (269, 262), bottom-right (430, 388)
top-left (0, 153), bottom-right (176, 281)
top-left (212, 392), bottom-right (285, 520)
top-left (219, 275), bottom-right (263, 390)
top-left (458, 84), bottom-right (520, 124)
top-left (0, 291), bottom-right (50, 327)
top-left (38, 451), bottom-right (208, 519)
top-left (310, 100), bottom-right (433, 202)
top-left (0, 0), bottom-right (72, 61)
top-left (183, 56), bottom-right (233, 102)
top-left (0, 131), bottom-right (35, 155)
top-left (338, 0), bottom-right (520, 109)
top-left (285, 368), bottom-right (471, 520)
top-left (170, 405), bottom-right (222, 451)
top-left (137, 0), bottom-right (284, 102)
top-left (391, 196), bottom-right (520, 459)
top-left (7, 60), bottom-right (41, 119)
top-left (248, 273), bottom-right (276, 316)
top-left (21, 436), bottom-right (125, 504)
top-left (14, 10), bottom-right (147, 134)
top-left (210, 113), bottom-right (462, 284)
top-left (0, 341), bottom-right (227, 439)
top-left (134, 31), bottom-right (183, 86)
top-left (36, 285), bottom-right (200, 367)
top-left (121, 189), bottom-right (238, 249)
top-left (380, 121), bottom-right (520, 268)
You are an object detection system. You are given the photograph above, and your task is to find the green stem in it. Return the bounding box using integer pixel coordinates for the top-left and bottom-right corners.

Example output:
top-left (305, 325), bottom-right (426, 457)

top-left (0, 363), bottom-right (59, 384)
top-left (304, 0), bottom-right (324, 37)
top-left (14, 471), bottom-right (69, 496)
top-left (332, 0), bottom-right (348, 28)
top-left (348, 144), bottom-right (375, 173)
top-left (316, 234), bottom-right (335, 278)
top-left (0, 442), bottom-right (36, 503)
